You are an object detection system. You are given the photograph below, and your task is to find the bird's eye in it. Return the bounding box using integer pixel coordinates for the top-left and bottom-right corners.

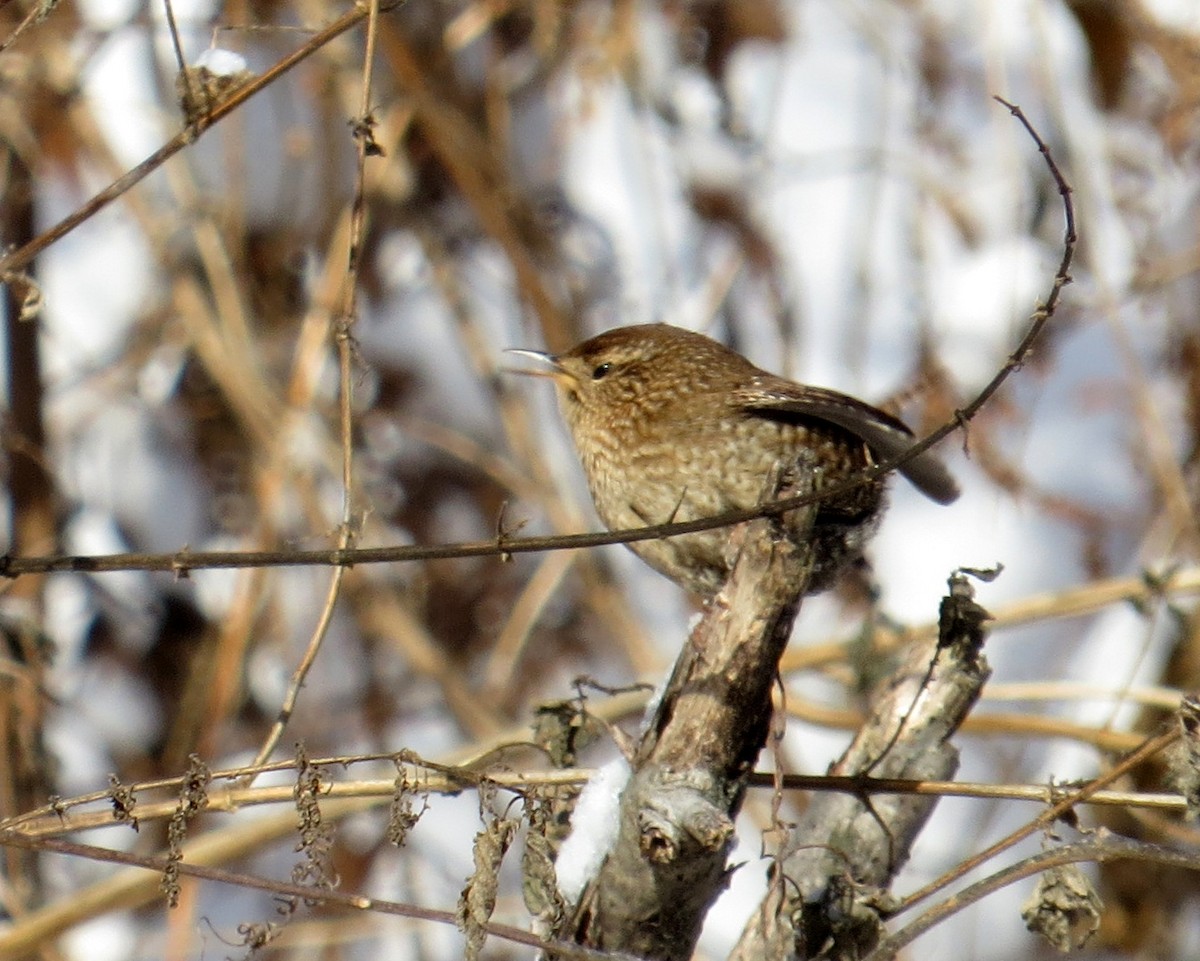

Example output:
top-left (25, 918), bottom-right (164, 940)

top-left (591, 362), bottom-right (613, 381)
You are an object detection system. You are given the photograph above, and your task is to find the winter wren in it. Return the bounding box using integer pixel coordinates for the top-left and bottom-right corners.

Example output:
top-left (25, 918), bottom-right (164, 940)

top-left (510, 324), bottom-right (958, 596)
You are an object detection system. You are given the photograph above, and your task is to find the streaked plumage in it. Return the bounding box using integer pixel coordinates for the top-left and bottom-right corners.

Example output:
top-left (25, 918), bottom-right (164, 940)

top-left (512, 324), bottom-right (957, 596)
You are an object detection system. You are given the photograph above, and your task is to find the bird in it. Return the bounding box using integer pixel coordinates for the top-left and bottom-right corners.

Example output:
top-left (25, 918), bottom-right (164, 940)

top-left (508, 324), bottom-right (958, 597)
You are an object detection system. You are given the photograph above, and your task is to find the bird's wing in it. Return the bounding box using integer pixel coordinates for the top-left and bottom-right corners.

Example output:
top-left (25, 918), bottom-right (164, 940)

top-left (736, 381), bottom-right (960, 505)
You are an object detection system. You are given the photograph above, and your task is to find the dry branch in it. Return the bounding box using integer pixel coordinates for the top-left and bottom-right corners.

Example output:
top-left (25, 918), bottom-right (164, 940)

top-left (563, 467), bottom-right (818, 960)
top-left (730, 573), bottom-right (991, 961)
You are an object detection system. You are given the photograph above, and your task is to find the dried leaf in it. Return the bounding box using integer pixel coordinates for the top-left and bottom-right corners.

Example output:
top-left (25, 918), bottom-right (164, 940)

top-left (106, 774), bottom-right (138, 832)
top-left (523, 795), bottom-right (566, 930)
top-left (457, 816), bottom-right (517, 961)
top-left (161, 754), bottom-right (211, 907)
top-left (1021, 864), bottom-right (1103, 952)
top-left (387, 759), bottom-right (429, 847)
top-left (292, 743), bottom-right (335, 893)
top-left (1167, 696), bottom-right (1200, 820)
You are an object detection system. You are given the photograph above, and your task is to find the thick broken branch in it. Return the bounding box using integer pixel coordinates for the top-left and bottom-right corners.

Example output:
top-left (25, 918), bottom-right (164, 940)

top-left (731, 573), bottom-right (992, 960)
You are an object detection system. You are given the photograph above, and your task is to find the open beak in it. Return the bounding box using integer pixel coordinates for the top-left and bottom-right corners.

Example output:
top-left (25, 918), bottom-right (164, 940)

top-left (503, 349), bottom-right (577, 386)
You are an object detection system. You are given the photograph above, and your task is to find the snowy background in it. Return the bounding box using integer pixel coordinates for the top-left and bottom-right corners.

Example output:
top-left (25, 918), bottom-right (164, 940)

top-left (2, 0), bottom-right (1200, 958)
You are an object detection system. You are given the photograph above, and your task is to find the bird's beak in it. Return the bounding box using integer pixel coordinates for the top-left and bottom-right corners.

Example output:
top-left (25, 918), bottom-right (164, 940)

top-left (503, 349), bottom-right (577, 386)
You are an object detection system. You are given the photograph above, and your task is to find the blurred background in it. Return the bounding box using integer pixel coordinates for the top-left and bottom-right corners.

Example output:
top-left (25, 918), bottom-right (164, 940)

top-left (1, 0), bottom-right (1199, 958)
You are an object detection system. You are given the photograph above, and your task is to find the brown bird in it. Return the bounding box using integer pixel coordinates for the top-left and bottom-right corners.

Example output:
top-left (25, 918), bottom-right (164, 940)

top-left (509, 324), bottom-right (958, 596)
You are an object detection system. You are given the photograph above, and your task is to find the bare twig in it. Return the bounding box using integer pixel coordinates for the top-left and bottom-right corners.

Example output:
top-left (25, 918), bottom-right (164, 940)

top-left (0, 99), bottom-right (1075, 592)
top-left (889, 726), bottom-right (1180, 915)
top-left (0, 4), bottom-right (379, 275)
top-left (3, 757), bottom-right (1190, 843)
top-left (0, 0), bottom-right (56, 57)
top-left (0, 828), bottom-right (614, 961)
top-left (247, 0), bottom-right (384, 772)
top-left (864, 830), bottom-right (1200, 961)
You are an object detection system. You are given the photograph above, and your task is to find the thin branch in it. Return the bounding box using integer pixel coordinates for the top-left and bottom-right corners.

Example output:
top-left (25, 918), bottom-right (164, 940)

top-left (0, 3), bottom-right (382, 275)
top-left (246, 0), bottom-right (384, 772)
top-left (0, 830), bottom-right (617, 961)
top-left (890, 727), bottom-right (1180, 914)
top-left (4, 762), bottom-right (1189, 842)
top-left (247, 570), bottom-right (346, 770)
top-left (0, 96), bottom-right (1075, 583)
top-left (160, 0), bottom-right (191, 117)
top-left (0, 0), bottom-right (55, 56)
top-left (864, 831), bottom-right (1200, 961)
